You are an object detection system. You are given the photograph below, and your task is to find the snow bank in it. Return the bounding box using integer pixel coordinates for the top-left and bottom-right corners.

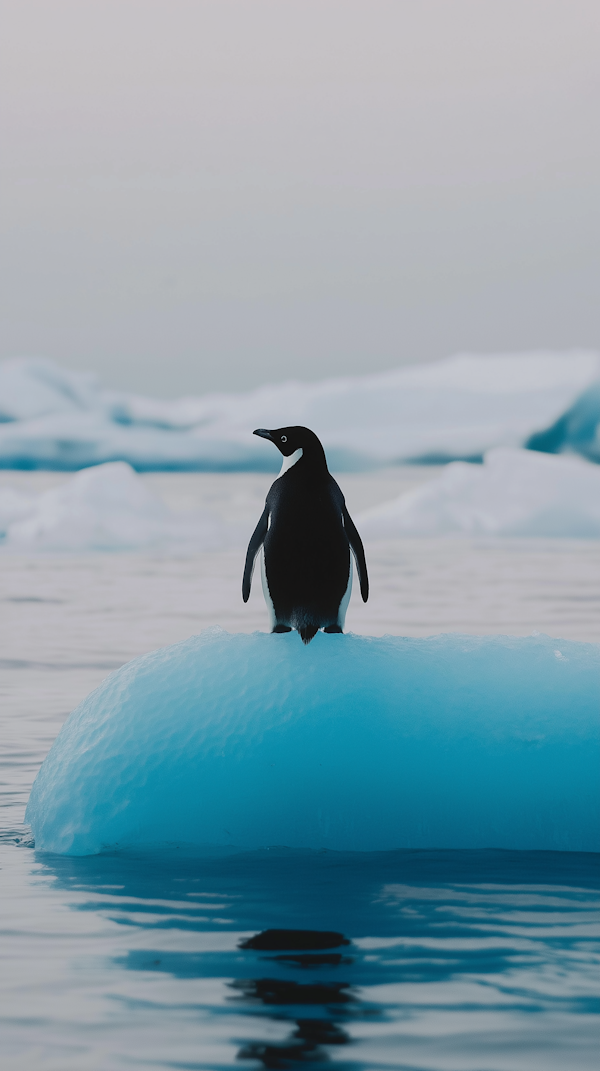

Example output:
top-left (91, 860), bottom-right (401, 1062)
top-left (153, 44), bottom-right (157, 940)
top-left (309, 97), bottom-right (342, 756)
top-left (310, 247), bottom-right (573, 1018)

top-left (358, 448), bottom-right (600, 538)
top-left (1, 351), bottom-right (599, 470)
top-left (26, 628), bottom-right (600, 855)
top-left (0, 462), bottom-right (228, 551)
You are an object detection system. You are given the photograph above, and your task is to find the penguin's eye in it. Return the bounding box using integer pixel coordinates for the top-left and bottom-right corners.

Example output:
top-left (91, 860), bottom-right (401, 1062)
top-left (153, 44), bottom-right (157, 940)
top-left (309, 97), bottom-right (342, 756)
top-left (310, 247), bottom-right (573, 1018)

top-left (280, 435), bottom-right (287, 442)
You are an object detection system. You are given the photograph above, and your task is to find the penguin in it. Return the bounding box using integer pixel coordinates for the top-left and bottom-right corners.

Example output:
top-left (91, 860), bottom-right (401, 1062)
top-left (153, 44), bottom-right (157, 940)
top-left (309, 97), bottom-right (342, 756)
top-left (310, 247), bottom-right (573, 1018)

top-left (242, 426), bottom-right (369, 643)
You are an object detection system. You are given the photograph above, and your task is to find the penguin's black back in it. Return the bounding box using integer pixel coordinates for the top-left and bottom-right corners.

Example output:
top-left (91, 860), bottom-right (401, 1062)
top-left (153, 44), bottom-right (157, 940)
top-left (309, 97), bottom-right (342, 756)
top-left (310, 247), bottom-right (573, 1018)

top-left (263, 463), bottom-right (350, 633)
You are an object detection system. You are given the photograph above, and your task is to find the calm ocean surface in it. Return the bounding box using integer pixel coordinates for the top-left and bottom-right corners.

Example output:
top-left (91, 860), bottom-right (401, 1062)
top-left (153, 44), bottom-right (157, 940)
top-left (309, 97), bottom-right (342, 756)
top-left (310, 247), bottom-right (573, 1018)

top-left (2, 473), bottom-right (599, 1070)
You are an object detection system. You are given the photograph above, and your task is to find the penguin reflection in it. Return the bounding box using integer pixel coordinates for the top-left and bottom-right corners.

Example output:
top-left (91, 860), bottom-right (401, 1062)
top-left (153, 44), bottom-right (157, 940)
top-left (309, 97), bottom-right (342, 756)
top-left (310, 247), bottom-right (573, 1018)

top-left (243, 426), bottom-right (369, 643)
top-left (237, 1014), bottom-right (350, 1067)
top-left (234, 927), bottom-right (355, 1068)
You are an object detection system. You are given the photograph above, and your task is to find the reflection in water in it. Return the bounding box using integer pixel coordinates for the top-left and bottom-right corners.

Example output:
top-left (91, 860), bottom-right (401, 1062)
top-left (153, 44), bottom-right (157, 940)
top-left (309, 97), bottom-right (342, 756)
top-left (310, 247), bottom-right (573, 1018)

top-left (270, 953), bottom-right (349, 967)
top-left (238, 1016), bottom-right (351, 1068)
top-left (233, 928), bottom-right (356, 1063)
top-left (1, 845), bottom-right (598, 1070)
top-left (232, 947), bottom-right (356, 1068)
top-left (234, 925), bottom-right (357, 1064)
top-left (231, 975), bottom-right (354, 1005)
top-left (240, 929), bottom-right (350, 951)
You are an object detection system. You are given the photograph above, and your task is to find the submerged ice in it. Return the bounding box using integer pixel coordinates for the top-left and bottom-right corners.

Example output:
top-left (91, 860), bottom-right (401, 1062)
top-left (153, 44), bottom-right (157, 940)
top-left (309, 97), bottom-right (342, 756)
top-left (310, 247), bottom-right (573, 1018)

top-left (26, 628), bottom-right (600, 856)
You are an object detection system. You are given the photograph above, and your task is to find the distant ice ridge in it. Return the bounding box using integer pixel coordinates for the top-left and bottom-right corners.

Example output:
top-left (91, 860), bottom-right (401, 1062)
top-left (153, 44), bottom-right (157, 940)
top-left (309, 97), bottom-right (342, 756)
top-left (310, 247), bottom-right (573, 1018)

top-left (26, 629), bottom-right (600, 855)
top-left (0, 462), bottom-right (230, 551)
top-left (1, 351), bottom-right (599, 470)
top-left (4, 448), bottom-right (600, 551)
top-left (358, 449), bottom-right (600, 539)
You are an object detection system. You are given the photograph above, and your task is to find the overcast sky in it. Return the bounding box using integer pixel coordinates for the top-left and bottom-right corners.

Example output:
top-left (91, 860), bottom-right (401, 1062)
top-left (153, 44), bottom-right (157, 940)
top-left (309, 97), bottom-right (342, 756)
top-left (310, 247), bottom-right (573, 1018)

top-left (1, 0), bottom-right (599, 396)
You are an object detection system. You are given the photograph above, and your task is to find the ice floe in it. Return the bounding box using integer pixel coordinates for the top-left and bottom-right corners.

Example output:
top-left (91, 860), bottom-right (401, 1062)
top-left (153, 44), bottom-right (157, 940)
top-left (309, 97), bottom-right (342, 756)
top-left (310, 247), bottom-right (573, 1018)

top-left (1, 351), bottom-right (599, 470)
top-left (0, 462), bottom-right (230, 551)
top-left (26, 628), bottom-right (600, 855)
top-left (358, 448), bottom-right (600, 538)
top-left (4, 447), bottom-right (600, 550)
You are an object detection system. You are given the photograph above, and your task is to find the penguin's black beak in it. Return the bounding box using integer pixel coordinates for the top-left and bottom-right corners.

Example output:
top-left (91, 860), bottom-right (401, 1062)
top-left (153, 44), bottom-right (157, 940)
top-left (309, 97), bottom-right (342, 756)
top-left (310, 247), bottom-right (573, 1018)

top-left (253, 428), bottom-right (273, 440)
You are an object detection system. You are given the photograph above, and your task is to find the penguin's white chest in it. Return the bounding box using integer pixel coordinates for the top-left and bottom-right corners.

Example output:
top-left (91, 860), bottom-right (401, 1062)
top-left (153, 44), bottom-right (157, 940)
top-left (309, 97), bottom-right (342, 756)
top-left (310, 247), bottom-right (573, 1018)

top-left (278, 447), bottom-right (303, 476)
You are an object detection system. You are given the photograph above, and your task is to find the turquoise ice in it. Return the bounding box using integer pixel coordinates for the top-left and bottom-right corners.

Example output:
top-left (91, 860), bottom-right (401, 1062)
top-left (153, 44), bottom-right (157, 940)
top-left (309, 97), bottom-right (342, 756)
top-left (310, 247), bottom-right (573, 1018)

top-left (26, 628), bottom-right (600, 856)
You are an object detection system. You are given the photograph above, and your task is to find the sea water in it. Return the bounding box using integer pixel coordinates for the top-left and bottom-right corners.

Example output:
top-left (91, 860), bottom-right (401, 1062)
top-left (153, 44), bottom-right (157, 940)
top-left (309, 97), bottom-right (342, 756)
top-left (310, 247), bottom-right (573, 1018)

top-left (2, 840), bottom-right (599, 1070)
top-left (2, 472), bottom-right (600, 1069)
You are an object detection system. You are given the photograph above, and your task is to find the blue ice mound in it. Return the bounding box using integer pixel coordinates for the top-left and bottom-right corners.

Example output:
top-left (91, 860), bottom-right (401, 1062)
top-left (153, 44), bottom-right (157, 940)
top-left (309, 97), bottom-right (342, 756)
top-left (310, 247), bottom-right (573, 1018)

top-left (26, 629), bottom-right (600, 856)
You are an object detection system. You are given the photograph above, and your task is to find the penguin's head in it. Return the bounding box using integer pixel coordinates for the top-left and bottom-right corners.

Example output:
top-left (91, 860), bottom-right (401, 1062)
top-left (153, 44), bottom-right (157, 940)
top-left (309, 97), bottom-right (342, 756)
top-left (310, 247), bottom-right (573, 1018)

top-left (253, 426), bottom-right (327, 465)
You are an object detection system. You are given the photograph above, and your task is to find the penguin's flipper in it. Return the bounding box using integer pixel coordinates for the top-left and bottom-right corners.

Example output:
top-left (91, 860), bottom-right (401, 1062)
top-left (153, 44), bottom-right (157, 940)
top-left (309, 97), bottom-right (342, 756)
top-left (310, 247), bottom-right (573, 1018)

top-left (242, 505), bottom-right (270, 602)
top-left (342, 505), bottom-right (369, 602)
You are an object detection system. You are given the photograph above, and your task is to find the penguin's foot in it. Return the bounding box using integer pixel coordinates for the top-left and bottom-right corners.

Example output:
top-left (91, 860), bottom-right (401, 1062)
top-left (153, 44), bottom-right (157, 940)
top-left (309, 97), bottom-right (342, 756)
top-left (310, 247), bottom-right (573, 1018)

top-left (323, 624), bottom-right (343, 634)
top-left (298, 624), bottom-right (319, 645)
top-left (272, 624), bottom-right (292, 634)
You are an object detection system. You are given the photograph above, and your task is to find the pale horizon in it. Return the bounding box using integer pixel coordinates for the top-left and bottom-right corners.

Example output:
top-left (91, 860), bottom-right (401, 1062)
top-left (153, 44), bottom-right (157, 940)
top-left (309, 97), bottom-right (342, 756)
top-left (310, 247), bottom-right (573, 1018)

top-left (1, 0), bottom-right (599, 397)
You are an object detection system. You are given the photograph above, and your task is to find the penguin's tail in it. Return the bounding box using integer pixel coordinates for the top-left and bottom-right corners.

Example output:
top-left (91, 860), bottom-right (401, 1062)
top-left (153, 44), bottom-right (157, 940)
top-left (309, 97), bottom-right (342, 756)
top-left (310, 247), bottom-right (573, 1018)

top-left (298, 623), bottom-right (319, 645)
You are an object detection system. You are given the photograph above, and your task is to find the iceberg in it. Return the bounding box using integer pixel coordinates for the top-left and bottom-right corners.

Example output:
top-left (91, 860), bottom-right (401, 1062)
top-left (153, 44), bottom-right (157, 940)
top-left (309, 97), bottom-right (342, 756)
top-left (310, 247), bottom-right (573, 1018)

top-left (25, 628), bottom-right (600, 856)
top-left (0, 484), bottom-right (38, 530)
top-left (527, 381), bottom-right (600, 461)
top-left (0, 462), bottom-right (230, 551)
top-left (358, 448), bottom-right (600, 538)
top-left (6, 447), bottom-right (600, 550)
top-left (1, 351), bottom-right (599, 470)
top-left (0, 357), bottom-right (97, 422)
